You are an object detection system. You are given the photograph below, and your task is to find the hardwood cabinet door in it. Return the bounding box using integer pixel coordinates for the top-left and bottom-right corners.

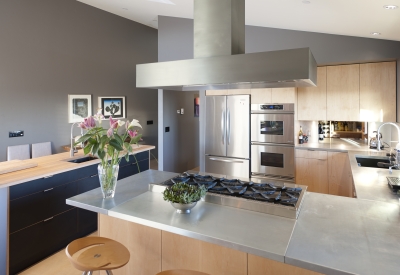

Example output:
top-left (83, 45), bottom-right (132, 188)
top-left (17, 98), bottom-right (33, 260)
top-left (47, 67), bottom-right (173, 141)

top-left (162, 231), bottom-right (247, 275)
top-left (328, 152), bottom-right (353, 197)
top-left (327, 64), bottom-right (360, 121)
top-left (226, 89), bottom-right (251, 95)
top-left (296, 157), bottom-right (328, 194)
top-left (360, 61), bottom-right (396, 122)
top-left (251, 88), bottom-right (272, 104)
top-left (271, 88), bottom-right (297, 104)
top-left (206, 90), bottom-right (227, 96)
top-left (297, 67), bottom-right (327, 120)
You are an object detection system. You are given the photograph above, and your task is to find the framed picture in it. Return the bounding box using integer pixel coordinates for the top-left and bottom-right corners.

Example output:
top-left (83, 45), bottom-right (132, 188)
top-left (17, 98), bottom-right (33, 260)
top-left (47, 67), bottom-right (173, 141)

top-left (98, 96), bottom-right (126, 119)
top-left (68, 94), bottom-right (92, 123)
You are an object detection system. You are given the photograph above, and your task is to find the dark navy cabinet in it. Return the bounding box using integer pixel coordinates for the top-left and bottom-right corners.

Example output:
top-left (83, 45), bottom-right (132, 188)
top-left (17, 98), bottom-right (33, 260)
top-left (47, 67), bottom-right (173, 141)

top-left (9, 150), bottom-right (150, 275)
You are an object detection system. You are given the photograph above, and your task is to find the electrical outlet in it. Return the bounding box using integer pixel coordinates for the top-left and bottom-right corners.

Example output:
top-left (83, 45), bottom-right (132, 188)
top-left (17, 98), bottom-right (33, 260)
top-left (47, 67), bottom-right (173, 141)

top-left (165, 127), bottom-right (170, 132)
top-left (147, 120), bottom-right (154, 125)
top-left (180, 108), bottom-right (184, 115)
top-left (9, 130), bottom-right (24, 138)
top-left (177, 110), bottom-right (180, 114)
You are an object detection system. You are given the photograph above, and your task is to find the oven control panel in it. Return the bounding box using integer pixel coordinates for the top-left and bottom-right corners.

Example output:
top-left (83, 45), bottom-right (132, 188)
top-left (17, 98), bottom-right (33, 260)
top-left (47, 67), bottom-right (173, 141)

top-left (260, 104), bottom-right (284, 110)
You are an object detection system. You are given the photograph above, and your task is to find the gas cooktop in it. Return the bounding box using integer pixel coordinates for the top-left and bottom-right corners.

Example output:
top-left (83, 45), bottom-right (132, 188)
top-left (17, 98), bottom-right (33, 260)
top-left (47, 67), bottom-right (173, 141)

top-left (149, 171), bottom-right (307, 219)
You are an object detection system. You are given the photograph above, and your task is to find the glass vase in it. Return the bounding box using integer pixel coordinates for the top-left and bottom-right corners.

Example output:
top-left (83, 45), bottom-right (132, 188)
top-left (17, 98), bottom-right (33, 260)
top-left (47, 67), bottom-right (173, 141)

top-left (98, 164), bottom-right (119, 199)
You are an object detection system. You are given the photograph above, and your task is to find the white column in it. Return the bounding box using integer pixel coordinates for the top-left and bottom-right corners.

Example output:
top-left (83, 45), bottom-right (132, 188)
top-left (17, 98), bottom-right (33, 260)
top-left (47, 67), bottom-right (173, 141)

top-left (158, 89), bottom-right (164, 171)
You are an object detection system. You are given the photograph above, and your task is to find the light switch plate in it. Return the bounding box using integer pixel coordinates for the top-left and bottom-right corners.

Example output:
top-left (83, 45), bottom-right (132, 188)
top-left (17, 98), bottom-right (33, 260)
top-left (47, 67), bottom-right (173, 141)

top-left (177, 110), bottom-right (180, 114)
top-left (180, 108), bottom-right (184, 114)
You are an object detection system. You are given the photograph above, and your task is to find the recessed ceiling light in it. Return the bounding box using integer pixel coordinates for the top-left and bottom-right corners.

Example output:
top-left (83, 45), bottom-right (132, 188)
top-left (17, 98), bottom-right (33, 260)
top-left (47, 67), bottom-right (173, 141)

top-left (383, 5), bottom-right (398, 10)
top-left (370, 32), bottom-right (381, 36)
top-left (302, 1), bottom-right (311, 4)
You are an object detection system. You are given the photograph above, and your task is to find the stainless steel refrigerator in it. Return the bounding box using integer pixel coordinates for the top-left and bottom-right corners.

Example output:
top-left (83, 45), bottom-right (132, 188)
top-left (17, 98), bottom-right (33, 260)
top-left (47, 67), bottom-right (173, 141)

top-left (205, 95), bottom-right (250, 178)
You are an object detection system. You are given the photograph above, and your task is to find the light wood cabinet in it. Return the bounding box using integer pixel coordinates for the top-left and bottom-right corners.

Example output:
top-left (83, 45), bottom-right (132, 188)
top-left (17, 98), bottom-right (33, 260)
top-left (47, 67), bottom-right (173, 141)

top-left (251, 88), bottom-right (296, 104)
top-left (297, 67), bottom-right (327, 120)
top-left (248, 254), bottom-right (324, 275)
top-left (99, 214), bottom-right (162, 275)
top-left (206, 90), bottom-right (227, 96)
top-left (327, 64), bottom-right (360, 121)
top-left (360, 61), bottom-right (396, 122)
top-left (162, 231), bottom-right (248, 275)
top-left (328, 152), bottom-right (353, 197)
top-left (295, 150), bottom-right (329, 194)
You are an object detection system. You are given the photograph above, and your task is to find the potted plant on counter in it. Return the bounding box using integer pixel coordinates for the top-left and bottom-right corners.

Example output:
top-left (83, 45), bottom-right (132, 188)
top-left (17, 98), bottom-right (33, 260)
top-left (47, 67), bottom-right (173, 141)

top-left (76, 110), bottom-right (142, 199)
top-left (162, 182), bottom-right (207, 214)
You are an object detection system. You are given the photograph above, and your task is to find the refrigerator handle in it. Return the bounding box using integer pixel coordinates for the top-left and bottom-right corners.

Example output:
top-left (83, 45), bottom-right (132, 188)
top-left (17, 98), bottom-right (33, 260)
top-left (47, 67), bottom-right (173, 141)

top-left (209, 157), bottom-right (244, 163)
top-left (227, 108), bottom-right (231, 145)
top-left (222, 109), bottom-right (226, 145)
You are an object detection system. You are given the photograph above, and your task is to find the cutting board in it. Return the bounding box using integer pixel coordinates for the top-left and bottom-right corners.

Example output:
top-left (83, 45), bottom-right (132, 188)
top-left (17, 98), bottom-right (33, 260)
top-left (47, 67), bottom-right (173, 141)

top-left (0, 160), bottom-right (38, 175)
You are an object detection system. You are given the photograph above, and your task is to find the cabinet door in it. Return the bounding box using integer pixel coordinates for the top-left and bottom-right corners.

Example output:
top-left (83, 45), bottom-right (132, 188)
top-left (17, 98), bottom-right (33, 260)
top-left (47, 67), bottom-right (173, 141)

top-left (297, 67), bottom-right (327, 120)
top-left (327, 64), bottom-right (360, 121)
top-left (360, 62), bottom-right (396, 122)
top-left (226, 89), bottom-right (251, 95)
top-left (9, 209), bottom-right (78, 275)
top-left (251, 88), bottom-right (271, 104)
top-left (206, 90), bottom-right (227, 96)
top-left (328, 152), bottom-right (353, 197)
top-left (271, 88), bottom-right (296, 104)
top-left (295, 158), bottom-right (328, 194)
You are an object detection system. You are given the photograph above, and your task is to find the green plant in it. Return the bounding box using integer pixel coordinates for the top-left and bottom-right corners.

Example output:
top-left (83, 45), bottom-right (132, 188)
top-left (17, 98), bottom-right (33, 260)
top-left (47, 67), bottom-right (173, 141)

top-left (163, 182), bottom-right (207, 204)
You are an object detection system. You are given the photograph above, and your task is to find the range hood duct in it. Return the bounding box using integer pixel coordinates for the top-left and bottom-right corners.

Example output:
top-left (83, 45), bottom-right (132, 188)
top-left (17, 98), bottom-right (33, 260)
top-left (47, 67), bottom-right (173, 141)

top-left (136, 0), bottom-right (317, 91)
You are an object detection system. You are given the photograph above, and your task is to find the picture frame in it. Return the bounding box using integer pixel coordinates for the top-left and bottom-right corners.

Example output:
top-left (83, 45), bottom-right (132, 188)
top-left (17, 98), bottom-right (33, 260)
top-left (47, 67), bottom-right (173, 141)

top-left (68, 94), bottom-right (92, 123)
top-left (98, 96), bottom-right (126, 119)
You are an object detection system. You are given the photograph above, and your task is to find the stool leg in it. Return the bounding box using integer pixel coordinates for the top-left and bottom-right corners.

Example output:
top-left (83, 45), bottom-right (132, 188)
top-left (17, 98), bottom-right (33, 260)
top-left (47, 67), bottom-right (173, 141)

top-left (105, 271), bottom-right (114, 275)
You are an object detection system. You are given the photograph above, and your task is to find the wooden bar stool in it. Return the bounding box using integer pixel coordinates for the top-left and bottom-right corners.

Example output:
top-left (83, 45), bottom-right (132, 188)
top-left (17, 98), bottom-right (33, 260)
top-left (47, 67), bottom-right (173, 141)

top-left (157, 270), bottom-right (210, 275)
top-left (66, 236), bottom-right (130, 275)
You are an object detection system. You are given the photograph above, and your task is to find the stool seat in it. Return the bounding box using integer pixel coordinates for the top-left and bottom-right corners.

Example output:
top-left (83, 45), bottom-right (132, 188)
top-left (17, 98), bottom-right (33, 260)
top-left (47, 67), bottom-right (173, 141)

top-left (157, 270), bottom-right (210, 275)
top-left (66, 236), bottom-right (130, 272)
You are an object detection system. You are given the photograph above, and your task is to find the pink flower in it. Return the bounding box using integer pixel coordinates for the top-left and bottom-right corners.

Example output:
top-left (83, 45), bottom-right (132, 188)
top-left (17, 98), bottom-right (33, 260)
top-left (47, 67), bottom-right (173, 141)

top-left (107, 127), bottom-right (114, 138)
top-left (78, 122), bottom-right (87, 129)
top-left (85, 116), bottom-right (96, 128)
top-left (128, 130), bottom-right (138, 138)
top-left (109, 117), bottom-right (118, 129)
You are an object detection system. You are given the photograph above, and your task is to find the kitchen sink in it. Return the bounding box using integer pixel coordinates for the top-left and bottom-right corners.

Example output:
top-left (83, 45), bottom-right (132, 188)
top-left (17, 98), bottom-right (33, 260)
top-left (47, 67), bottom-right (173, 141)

top-left (64, 156), bottom-right (98, 164)
top-left (355, 155), bottom-right (390, 168)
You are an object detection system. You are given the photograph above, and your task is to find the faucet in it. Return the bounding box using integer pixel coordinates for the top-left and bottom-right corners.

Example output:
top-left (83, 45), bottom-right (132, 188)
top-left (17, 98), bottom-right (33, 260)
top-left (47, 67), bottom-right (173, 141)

top-left (70, 122), bottom-right (84, 157)
top-left (377, 122), bottom-right (400, 173)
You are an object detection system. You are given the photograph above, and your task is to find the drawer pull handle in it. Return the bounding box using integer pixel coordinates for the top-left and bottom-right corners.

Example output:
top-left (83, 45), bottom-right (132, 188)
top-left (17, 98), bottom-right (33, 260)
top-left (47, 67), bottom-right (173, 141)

top-left (43, 188), bottom-right (53, 192)
top-left (90, 174), bottom-right (98, 178)
top-left (43, 217), bottom-right (54, 222)
top-left (44, 175), bottom-right (54, 179)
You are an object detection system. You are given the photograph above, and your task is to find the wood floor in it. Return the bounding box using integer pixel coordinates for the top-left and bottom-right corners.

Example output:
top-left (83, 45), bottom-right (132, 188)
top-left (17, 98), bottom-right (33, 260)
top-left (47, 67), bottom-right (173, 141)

top-left (19, 232), bottom-right (100, 275)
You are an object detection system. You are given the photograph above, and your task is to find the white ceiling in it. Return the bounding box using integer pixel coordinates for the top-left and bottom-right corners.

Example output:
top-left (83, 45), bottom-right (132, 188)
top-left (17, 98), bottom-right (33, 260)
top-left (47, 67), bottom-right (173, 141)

top-left (78, 0), bottom-right (400, 41)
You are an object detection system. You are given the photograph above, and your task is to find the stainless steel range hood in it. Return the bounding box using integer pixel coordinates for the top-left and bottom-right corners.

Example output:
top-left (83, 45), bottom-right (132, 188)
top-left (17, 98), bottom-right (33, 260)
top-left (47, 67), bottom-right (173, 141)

top-left (136, 0), bottom-right (317, 91)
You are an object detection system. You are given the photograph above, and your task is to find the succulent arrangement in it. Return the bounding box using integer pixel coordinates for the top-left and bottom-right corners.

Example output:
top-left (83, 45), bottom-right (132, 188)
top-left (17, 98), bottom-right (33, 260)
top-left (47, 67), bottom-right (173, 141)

top-left (163, 182), bottom-right (207, 204)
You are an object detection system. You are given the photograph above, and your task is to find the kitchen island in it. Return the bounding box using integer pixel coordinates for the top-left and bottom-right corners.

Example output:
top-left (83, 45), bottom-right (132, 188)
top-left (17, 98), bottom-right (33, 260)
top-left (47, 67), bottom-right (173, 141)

top-left (67, 158), bottom-right (400, 275)
top-left (0, 145), bottom-right (154, 275)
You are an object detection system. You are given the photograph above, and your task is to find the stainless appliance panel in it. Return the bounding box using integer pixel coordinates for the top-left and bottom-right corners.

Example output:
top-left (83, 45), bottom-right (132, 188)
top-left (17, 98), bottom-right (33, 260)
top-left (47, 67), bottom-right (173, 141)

top-left (205, 96), bottom-right (226, 156)
top-left (251, 143), bottom-right (295, 179)
top-left (227, 95), bottom-right (250, 158)
top-left (205, 156), bottom-right (249, 179)
top-left (251, 113), bottom-right (294, 144)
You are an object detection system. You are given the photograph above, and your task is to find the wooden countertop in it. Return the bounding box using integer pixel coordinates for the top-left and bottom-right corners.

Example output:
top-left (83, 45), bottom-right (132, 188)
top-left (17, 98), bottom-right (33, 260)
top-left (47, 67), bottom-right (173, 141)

top-left (0, 145), bottom-right (155, 189)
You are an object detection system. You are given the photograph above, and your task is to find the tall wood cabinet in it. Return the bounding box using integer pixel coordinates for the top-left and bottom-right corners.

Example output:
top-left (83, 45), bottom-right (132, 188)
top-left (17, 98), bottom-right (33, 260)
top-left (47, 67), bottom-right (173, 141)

top-left (360, 61), bottom-right (396, 122)
top-left (326, 64), bottom-right (360, 121)
top-left (297, 67), bottom-right (327, 120)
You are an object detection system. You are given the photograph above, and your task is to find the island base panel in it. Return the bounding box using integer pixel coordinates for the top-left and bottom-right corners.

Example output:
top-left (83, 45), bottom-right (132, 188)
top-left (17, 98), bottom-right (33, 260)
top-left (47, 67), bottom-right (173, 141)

top-left (162, 231), bottom-right (248, 275)
top-left (248, 254), bottom-right (324, 275)
top-left (98, 214), bottom-right (161, 275)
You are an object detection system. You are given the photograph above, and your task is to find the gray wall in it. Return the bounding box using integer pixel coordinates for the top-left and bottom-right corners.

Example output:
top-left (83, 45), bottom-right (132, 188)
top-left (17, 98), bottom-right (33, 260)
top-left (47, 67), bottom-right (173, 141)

top-left (0, 0), bottom-right (158, 162)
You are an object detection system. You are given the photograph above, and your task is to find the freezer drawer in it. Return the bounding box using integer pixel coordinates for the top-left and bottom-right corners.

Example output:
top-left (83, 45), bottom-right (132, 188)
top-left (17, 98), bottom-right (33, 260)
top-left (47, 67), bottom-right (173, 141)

top-left (205, 156), bottom-right (249, 178)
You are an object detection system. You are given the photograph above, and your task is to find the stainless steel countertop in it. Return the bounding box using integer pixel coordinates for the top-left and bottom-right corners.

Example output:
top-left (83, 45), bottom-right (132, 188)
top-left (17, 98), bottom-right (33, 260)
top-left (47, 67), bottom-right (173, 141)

top-left (108, 191), bottom-right (296, 262)
top-left (286, 192), bottom-right (400, 275)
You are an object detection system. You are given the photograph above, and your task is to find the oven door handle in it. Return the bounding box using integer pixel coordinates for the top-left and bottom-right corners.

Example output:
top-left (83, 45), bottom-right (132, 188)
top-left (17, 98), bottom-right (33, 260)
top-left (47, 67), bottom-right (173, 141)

top-left (251, 142), bottom-right (294, 147)
top-left (209, 157), bottom-right (244, 164)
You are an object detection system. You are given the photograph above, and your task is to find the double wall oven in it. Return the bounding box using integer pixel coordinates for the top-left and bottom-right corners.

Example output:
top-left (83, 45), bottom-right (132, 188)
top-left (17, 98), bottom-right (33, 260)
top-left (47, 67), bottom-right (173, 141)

top-left (251, 104), bottom-right (295, 182)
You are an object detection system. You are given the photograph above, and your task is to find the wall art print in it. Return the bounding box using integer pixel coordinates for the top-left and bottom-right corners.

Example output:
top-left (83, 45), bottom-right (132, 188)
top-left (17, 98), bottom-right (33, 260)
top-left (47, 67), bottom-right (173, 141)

top-left (68, 94), bottom-right (92, 123)
top-left (98, 96), bottom-right (126, 119)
